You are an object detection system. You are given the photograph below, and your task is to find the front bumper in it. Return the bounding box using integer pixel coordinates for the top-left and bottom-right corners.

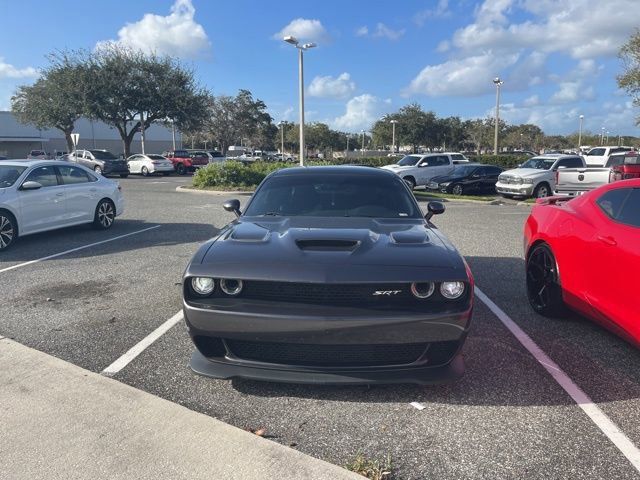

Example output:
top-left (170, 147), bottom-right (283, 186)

top-left (495, 182), bottom-right (533, 196)
top-left (183, 298), bottom-right (472, 384)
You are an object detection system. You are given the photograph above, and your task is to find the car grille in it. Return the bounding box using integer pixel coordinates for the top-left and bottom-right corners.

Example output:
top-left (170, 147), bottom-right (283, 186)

top-left (498, 175), bottom-right (521, 184)
top-left (224, 339), bottom-right (428, 366)
top-left (241, 281), bottom-right (421, 307)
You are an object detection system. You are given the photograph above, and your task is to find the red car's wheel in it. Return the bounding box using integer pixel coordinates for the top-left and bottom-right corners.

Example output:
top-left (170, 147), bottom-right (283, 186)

top-left (526, 243), bottom-right (565, 317)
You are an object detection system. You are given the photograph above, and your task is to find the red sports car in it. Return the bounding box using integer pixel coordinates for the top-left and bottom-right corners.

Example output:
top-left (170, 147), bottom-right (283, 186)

top-left (524, 179), bottom-right (640, 346)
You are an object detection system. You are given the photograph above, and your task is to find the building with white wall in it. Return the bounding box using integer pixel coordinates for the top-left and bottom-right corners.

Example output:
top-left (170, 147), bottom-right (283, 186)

top-left (0, 111), bottom-right (180, 158)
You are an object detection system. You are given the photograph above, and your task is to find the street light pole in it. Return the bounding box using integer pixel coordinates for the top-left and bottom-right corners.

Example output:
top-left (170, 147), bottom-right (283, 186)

top-left (279, 121), bottom-right (286, 161)
top-left (171, 120), bottom-right (176, 150)
top-left (601, 127), bottom-right (605, 145)
top-left (390, 119), bottom-right (397, 153)
top-left (493, 77), bottom-right (503, 155)
top-left (284, 36), bottom-right (316, 167)
top-left (578, 114), bottom-right (584, 151)
top-left (361, 129), bottom-right (365, 156)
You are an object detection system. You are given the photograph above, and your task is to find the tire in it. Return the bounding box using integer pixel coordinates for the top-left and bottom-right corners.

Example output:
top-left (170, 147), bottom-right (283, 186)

top-left (141, 166), bottom-right (149, 177)
top-left (403, 176), bottom-right (416, 190)
top-left (0, 211), bottom-right (17, 251)
top-left (451, 184), bottom-right (464, 195)
top-left (119, 173), bottom-right (129, 178)
top-left (94, 165), bottom-right (103, 175)
top-left (526, 243), bottom-right (566, 317)
top-left (93, 199), bottom-right (116, 230)
top-left (176, 163), bottom-right (186, 175)
top-left (533, 183), bottom-right (550, 198)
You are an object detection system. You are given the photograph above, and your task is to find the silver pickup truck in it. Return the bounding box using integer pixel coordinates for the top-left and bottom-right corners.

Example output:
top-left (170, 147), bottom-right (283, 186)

top-left (554, 154), bottom-right (629, 196)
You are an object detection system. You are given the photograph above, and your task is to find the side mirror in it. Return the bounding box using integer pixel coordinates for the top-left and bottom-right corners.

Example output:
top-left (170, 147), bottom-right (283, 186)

top-left (425, 201), bottom-right (445, 221)
top-left (20, 181), bottom-right (42, 191)
top-left (223, 199), bottom-right (242, 218)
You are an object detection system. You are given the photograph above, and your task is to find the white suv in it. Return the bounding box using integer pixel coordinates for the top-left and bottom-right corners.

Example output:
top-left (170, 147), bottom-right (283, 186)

top-left (381, 152), bottom-right (468, 189)
top-left (496, 154), bottom-right (585, 198)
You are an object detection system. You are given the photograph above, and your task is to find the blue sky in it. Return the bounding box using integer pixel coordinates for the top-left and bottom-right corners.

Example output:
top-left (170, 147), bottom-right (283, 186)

top-left (1, 0), bottom-right (638, 135)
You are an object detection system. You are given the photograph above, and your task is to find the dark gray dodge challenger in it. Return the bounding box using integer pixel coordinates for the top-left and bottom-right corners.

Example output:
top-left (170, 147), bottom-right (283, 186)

top-left (183, 166), bottom-right (474, 384)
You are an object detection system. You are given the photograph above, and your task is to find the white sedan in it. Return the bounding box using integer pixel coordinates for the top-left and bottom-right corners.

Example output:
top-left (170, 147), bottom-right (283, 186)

top-left (0, 160), bottom-right (124, 251)
top-left (127, 154), bottom-right (174, 176)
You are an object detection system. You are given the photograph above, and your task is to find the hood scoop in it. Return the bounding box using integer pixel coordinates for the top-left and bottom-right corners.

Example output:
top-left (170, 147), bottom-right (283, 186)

top-left (390, 230), bottom-right (429, 244)
top-left (227, 223), bottom-right (270, 242)
top-left (295, 239), bottom-right (360, 251)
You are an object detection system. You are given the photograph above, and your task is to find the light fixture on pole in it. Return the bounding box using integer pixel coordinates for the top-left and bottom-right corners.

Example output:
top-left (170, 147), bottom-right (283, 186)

top-left (390, 119), bottom-right (398, 153)
top-left (283, 35), bottom-right (316, 167)
top-left (492, 77), bottom-right (503, 155)
top-left (578, 114), bottom-right (584, 150)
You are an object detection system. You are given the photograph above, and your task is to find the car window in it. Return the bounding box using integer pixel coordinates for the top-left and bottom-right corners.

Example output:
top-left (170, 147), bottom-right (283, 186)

top-left (606, 155), bottom-right (625, 168)
top-left (487, 166), bottom-right (502, 175)
top-left (245, 174), bottom-right (422, 219)
top-left (588, 148), bottom-right (606, 156)
top-left (24, 166), bottom-right (59, 187)
top-left (89, 150), bottom-right (118, 160)
top-left (57, 165), bottom-right (91, 184)
top-left (0, 165), bottom-right (27, 187)
top-left (616, 189), bottom-right (640, 228)
top-left (450, 154), bottom-right (465, 160)
top-left (557, 157), bottom-right (583, 168)
top-left (147, 154), bottom-right (166, 160)
top-left (596, 189), bottom-right (631, 220)
top-left (397, 155), bottom-right (421, 166)
top-left (520, 157), bottom-right (555, 170)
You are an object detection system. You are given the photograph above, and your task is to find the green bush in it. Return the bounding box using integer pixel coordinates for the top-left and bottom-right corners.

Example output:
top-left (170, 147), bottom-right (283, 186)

top-left (466, 154), bottom-right (532, 169)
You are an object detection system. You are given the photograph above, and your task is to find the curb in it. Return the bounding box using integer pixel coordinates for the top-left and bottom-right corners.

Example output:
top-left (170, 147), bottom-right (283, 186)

top-left (413, 193), bottom-right (499, 205)
top-left (176, 185), bottom-right (254, 195)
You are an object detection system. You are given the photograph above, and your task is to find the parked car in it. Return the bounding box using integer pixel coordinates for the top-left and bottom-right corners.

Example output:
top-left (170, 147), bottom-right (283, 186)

top-left (69, 149), bottom-right (129, 178)
top-left (27, 150), bottom-right (49, 160)
top-left (273, 153), bottom-right (296, 162)
top-left (611, 151), bottom-right (640, 182)
top-left (554, 151), bottom-right (632, 196)
top-left (207, 151), bottom-right (227, 163)
top-left (162, 149), bottom-right (208, 175)
top-left (182, 166), bottom-right (474, 384)
top-left (126, 154), bottom-right (174, 176)
top-left (496, 154), bottom-right (585, 198)
top-left (524, 180), bottom-right (640, 347)
top-left (427, 164), bottom-right (503, 195)
top-left (381, 152), bottom-right (469, 189)
top-left (0, 160), bottom-right (124, 251)
top-left (54, 151), bottom-right (68, 160)
top-left (583, 146), bottom-right (634, 167)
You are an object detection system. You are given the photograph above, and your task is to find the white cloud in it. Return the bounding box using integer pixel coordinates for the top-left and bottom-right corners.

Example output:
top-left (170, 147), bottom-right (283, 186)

top-left (357, 23), bottom-right (405, 41)
top-left (523, 95), bottom-right (539, 107)
top-left (96, 0), bottom-right (210, 58)
top-left (333, 94), bottom-right (381, 131)
top-left (0, 59), bottom-right (37, 79)
top-left (273, 18), bottom-right (328, 43)
top-left (414, 0), bottom-right (451, 26)
top-left (404, 52), bottom-right (519, 97)
top-left (308, 73), bottom-right (356, 99)
top-left (549, 81), bottom-right (595, 104)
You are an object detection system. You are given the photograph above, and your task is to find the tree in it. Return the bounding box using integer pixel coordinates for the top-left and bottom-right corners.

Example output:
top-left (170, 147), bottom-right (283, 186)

top-left (86, 45), bottom-right (210, 157)
top-left (618, 29), bottom-right (640, 125)
top-left (11, 52), bottom-right (89, 151)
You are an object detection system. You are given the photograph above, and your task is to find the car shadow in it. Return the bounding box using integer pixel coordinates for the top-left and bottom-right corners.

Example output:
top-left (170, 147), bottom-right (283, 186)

top-left (0, 219), bottom-right (219, 263)
top-left (230, 255), bottom-right (640, 407)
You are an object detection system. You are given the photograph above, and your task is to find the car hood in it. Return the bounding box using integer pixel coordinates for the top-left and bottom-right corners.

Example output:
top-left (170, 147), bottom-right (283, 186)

top-left (380, 164), bottom-right (414, 171)
top-left (187, 216), bottom-right (468, 283)
top-left (501, 168), bottom-right (549, 178)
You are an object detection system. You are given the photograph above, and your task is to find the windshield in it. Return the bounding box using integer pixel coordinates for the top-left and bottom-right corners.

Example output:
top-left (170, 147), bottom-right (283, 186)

top-left (397, 155), bottom-right (421, 166)
top-left (147, 154), bottom-right (166, 160)
top-left (520, 157), bottom-right (556, 170)
top-left (0, 165), bottom-right (27, 188)
top-left (90, 150), bottom-right (118, 160)
top-left (449, 165), bottom-right (478, 176)
top-left (244, 173), bottom-right (422, 219)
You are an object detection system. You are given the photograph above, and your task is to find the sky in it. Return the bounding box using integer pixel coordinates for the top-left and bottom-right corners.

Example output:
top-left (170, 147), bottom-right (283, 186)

top-left (1, 0), bottom-right (638, 136)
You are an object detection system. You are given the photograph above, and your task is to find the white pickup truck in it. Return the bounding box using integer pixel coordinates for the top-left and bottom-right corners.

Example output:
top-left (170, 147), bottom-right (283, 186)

top-left (381, 152), bottom-right (469, 189)
top-left (583, 146), bottom-right (633, 166)
top-left (495, 154), bottom-right (585, 198)
top-left (554, 152), bottom-right (631, 196)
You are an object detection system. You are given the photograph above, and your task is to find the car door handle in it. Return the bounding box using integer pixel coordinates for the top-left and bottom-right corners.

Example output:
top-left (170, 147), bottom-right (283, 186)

top-left (597, 235), bottom-right (617, 246)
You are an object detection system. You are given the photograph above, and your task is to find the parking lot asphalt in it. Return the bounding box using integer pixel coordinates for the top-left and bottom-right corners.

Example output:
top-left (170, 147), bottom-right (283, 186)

top-left (2, 174), bottom-right (640, 479)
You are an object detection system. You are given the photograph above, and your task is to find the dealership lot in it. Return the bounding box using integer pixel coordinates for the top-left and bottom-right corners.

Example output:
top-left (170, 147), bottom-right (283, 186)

top-left (1, 175), bottom-right (640, 479)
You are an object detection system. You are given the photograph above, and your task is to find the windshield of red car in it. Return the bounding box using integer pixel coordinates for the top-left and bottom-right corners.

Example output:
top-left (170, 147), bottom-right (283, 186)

top-left (245, 173), bottom-right (422, 219)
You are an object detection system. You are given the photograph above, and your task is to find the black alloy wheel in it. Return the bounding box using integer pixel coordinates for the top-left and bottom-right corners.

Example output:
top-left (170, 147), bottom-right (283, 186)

top-left (176, 163), bottom-right (186, 175)
top-left (526, 243), bottom-right (565, 317)
top-left (452, 184), bottom-right (464, 195)
top-left (403, 176), bottom-right (416, 190)
top-left (0, 212), bottom-right (17, 251)
top-left (93, 200), bottom-right (115, 230)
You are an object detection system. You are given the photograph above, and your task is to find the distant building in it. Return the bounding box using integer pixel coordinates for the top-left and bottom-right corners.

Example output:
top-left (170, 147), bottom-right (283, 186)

top-left (0, 111), bottom-right (180, 158)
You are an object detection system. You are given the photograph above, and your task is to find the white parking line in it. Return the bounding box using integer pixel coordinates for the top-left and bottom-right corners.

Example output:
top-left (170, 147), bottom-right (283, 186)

top-left (101, 311), bottom-right (183, 376)
top-left (0, 225), bottom-right (161, 274)
top-left (475, 287), bottom-right (640, 473)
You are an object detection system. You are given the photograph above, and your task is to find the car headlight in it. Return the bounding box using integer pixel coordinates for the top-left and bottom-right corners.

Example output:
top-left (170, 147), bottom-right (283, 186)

top-left (191, 277), bottom-right (215, 295)
top-left (440, 281), bottom-right (465, 299)
top-left (411, 282), bottom-right (435, 299)
top-left (220, 278), bottom-right (243, 296)
top-left (440, 182), bottom-right (451, 187)
top-left (522, 178), bottom-right (534, 184)
top-left (513, 177), bottom-right (523, 185)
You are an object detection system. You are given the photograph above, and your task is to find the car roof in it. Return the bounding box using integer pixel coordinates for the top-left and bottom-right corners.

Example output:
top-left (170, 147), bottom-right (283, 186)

top-left (273, 165), bottom-right (397, 178)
